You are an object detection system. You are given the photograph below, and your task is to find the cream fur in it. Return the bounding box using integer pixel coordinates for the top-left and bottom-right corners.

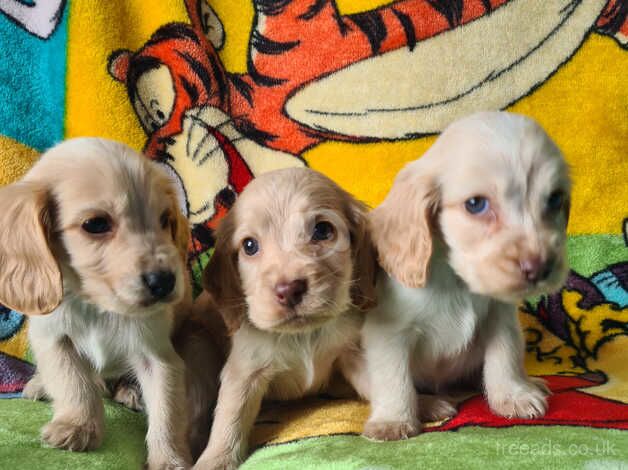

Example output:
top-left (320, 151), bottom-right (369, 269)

top-left (363, 112), bottom-right (570, 441)
top-left (0, 138), bottom-right (193, 469)
top-left (194, 167), bottom-right (376, 470)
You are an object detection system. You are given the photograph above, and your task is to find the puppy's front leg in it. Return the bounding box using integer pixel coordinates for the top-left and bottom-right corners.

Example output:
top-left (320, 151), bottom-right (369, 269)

top-left (22, 371), bottom-right (48, 401)
top-left (362, 325), bottom-right (420, 441)
top-left (33, 337), bottom-right (104, 451)
top-left (134, 348), bottom-right (192, 470)
top-left (483, 301), bottom-right (549, 419)
top-left (194, 352), bottom-right (271, 470)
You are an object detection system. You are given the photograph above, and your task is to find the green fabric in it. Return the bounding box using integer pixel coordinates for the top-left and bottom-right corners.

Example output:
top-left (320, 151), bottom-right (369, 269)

top-left (0, 399), bottom-right (146, 469)
top-left (1, 397), bottom-right (627, 469)
top-left (567, 235), bottom-right (626, 276)
top-left (243, 428), bottom-right (628, 470)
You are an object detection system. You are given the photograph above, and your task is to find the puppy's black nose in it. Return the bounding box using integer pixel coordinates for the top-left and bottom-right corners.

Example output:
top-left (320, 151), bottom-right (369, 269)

top-left (275, 279), bottom-right (308, 308)
top-left (142, 271), bottom-right (176, 300)
top-left (521, 257), bottom-right (553, 283)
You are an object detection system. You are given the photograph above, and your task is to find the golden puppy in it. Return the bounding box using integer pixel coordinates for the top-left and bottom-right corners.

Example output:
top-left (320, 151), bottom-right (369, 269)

top-left (194, 167), bottom-right (376, 469)
top-left (362, 111), bottom-right (571, 441)
top-left (0, 138), bottom-right (193, 469)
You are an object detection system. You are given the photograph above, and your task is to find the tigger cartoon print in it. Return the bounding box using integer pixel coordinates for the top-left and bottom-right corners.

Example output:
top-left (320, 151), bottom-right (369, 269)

top-left (107, 16), bottom-right (301, 256)
top-left (108, 0), bottom-right (627, 259)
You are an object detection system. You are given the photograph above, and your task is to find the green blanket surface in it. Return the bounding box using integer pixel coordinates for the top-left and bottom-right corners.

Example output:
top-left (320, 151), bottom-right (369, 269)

top-left (3, 399), bottom-right (627, 470)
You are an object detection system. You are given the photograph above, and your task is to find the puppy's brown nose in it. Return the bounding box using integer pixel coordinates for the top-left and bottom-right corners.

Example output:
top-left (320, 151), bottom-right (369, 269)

top-left (275, 279), bottom-right (308, 307)
top-left (520, 257), bottom-right (553, 284)
top-left (142, 270), bottom-right (176, 300)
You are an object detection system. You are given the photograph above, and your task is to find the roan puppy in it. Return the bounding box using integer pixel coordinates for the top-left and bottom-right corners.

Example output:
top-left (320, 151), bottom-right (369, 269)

top-left (0, 138), bottom-right (193, 468)
top-left (362, 112), bottom-right (571, 440)
top-left (194, 167), bottom-right (376, 469)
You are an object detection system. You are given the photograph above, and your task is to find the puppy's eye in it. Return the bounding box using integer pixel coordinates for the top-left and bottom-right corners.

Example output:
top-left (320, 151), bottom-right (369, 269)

top-left (82, 216), bottom-right (112, 234)
top-left (242, 237), bottom-right (259, 256)
top-left (464, 197), bottom-right (489, 215)
top-left (311, 221), bottom-right (335, 242)
top-left (160, 210), bottom-right (171, 230)
top-left (547, 190), bottom-right (564, 212)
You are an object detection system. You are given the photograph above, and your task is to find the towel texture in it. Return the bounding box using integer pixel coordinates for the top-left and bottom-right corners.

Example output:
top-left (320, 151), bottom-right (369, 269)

top-left (0, 1), bottom-right (626, 468)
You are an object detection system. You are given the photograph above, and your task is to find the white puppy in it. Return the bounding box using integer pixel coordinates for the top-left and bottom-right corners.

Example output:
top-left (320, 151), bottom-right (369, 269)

top-left (362, 112), bottom-right (571, 441)
top-left (0, 138), bottom-right (193, 468)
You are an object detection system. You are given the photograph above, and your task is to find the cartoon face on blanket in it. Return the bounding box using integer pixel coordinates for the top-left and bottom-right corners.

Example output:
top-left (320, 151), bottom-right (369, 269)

top-left (107, 0), bottom-right (628, 260)
top-left (108, 13), bottom-right (302, 256)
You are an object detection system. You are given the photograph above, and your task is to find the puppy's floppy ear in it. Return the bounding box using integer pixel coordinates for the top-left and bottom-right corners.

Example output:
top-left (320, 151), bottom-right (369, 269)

top-left (0, 182), bottom-right (62, 315)
top-left (370, 160), bottom-right (439, 289)
top-left (347, 199), bottom-right (377, 310)
top-left (201, 212), bottom-right (245, 334)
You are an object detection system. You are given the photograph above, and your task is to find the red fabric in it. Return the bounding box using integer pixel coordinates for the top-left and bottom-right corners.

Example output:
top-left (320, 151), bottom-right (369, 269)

top-left (431, 376), bottom-right (628, 432)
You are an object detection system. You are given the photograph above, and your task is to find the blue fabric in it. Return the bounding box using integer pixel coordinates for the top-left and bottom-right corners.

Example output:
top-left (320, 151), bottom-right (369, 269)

top-left (0, 307), bottom-right (24, 342)
top-left (0, 1), bottom-right (68, 151)
top-left (592, 266), bottom-right (628, 309)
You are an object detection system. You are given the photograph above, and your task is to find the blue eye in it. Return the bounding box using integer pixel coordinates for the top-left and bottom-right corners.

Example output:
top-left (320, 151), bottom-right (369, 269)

top-left (242, 237), bottom-right (259, 256)
top-left (464, 197), bottom-right (489, 215)
top-left (547, 190), bottom-right (564, 212)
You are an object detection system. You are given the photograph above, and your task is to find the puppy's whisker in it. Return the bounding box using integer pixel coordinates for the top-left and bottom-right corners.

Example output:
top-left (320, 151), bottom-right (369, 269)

top-left (220, 299), bottom-right (248, 309)
top-left (311, 269), bottom-right (344, 284)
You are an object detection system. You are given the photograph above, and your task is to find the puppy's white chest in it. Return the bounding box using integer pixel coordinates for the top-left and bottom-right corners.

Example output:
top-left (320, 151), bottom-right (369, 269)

top-left (379, 267), bottom-right (490, 359)
top-left (29, 299), bottom-right (169, 378)
top-left (413, 290), bottom-right (487, 358)
top-left (267, 316), bottom-right (360, 399)
top-left (77, 326), bottom-right (127, 375)
top-left (273, 345), bottom-right (326, 398)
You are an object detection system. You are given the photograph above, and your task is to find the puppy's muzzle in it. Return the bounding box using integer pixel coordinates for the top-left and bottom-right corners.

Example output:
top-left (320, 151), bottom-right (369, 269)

top-left (520, 256), bottom-right (554, 284)
top-left (275, 279), bottom-right (308, 308)
top-left (142, 270), bottom-right (176, 301)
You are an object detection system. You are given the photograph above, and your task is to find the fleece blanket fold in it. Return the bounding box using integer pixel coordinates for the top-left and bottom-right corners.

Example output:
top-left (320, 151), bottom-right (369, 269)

top-left (0, 0), bottom-right (627, 468)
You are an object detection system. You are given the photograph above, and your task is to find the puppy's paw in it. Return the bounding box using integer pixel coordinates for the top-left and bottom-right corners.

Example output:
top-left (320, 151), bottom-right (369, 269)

top-left (528, 376), bottom-right (551, 394)
top-left (488, 378), bottom-right (549, 419)
top-left (418, 395), bottom-right (458, 422)
top-left (362, 419), bottom-right (421, 441)
top-left (192, 454), bottom-right (239, 470)
top-left (22, 376), bottom-right (47, 401)
top-left (112, 381), bottom-right (144, 412)
top-left (42, 418), bottom-right (103, 451)
top-left (144, 459), bottom-right (190, 470)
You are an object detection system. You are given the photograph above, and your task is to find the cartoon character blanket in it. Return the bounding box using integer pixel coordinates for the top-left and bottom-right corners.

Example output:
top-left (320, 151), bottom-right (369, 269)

top-left (0, 1), bottom-right (627, 468)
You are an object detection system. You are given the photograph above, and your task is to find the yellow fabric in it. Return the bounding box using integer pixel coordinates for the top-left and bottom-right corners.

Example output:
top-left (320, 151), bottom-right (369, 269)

top-left (0, 318), bottom-right (28, 360)
top-left (65, 0), bottom-right (189, 148)
top-left (0, 136), bottom-right (39, 186)
top-left (309, 35), bottom-right (628, 235)
top-left (60, 0), bottom-right (628, 235)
